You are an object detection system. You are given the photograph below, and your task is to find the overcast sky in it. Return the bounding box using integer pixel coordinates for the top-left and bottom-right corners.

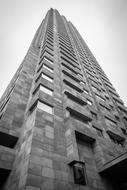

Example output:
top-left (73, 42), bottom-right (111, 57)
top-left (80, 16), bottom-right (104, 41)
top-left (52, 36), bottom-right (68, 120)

top-left (0, 0), bottom-right (127, 105)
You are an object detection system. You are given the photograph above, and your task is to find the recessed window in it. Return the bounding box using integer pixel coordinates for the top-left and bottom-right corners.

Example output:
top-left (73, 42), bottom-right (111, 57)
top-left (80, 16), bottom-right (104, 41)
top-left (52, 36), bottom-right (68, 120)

top-left (91, 85), bottom-right (101, 93)
top-left (73, 162), bottom-right (87, 185)
top-left (80, 81), bottom-right (86, 85)
top-left (83, 89), bottom-right (89, 94)
top-left (108, 133), bottom-right (124, 147)
top-left (63, 70), bottom-right (79, 82)
top-left (105, 96), bottom-right (110, 100)
top-left (91, 112), bottom-right (97, 120)
top-left (65, 91), bottom-right (86, 106)
top-left (0, 99), bottom-right (9, 112)
top-left (77, 73), bottom-right (83, 78)
top-left (0, 132), bottom-right (18, 148)
top-left (121, 128), bottom-right (126, 135)
top-left (0, 168), bottom-right (11, 189)
top-left (93, 126), bottom-right (103, 137)
top-left (39, 85), bottom-right (53, 96)
top-left (100, 104), bottom-right (110, 112)
top-left (123, 117), bottom-right (127, 123)
top-left (68, 108), bottom-right (91, 125)
top-left (44, 57), bottom-right (53, 64)
top-left (87, 99), bottom-right (92, 106)
top-left (63, 79), bottom-right (83, 93)
top-left (115, 115), bottom-right (120, 121)
top-left (41, 73), bottom-right (53, 83)
top-left (105, 117), bottom-right (117, 127)
top-left (43, 64), bottom-right (53, 72)
top-left (37, 101), bottom-right (53, 114)
top-left (95, 94), bottom-right (105, 101)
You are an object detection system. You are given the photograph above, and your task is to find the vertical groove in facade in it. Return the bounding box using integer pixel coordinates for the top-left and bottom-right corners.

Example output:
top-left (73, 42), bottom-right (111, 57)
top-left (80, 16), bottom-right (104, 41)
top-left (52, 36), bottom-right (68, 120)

top-left (0, 8), bottom-right (127, 190)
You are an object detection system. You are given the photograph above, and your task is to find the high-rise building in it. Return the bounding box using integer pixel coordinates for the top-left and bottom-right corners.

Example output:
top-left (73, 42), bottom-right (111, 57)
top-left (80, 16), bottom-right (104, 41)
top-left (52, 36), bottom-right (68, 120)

top-left (0, 8), bottom-right (127, 190)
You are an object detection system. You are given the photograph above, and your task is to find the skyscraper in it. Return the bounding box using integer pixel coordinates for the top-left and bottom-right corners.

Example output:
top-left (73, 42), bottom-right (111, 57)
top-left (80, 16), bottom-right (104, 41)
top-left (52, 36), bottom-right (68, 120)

top-left (0, 8), bottom-right (127, 190)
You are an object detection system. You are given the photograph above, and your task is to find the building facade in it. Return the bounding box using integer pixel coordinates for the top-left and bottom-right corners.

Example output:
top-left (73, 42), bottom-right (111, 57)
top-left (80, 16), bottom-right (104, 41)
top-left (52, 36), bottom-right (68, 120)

top-left (0, 8), bottom-right (127, 190)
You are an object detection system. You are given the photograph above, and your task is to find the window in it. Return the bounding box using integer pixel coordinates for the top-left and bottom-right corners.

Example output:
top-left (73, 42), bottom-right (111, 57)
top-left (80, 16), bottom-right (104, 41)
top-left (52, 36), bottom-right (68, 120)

top-left (123, 117), bottom-right (127, 123)
top-left (63, 70), bottom-right (79, 83)
top-left (39, 85), bottom-right (53, 96)
top-left (77, 73), bottom-right (83, 78)
top-left (63, 79), bottom-right (83, 93)
top-left (95, 94), bottom-right (105, 102)
top-left (115, 115), bottom-right (120, 121)
top-left (99, 104), bottom-right (110, 112)
top-left (0, 114), bottom-right (3, 120)
top-left (0, 168), bottom-right (11, 189)
top-left (0, 132), bottom-right (18, 148)
top-left (37, 101), bottom-right (53, 114)
top-left (80, 81), bottom-right (86, 85)
top-left (109, 105), bottom-right (114, 110)
top-left (62, 62), bottom-right (77, 74)
top-left (91, 85), bottom-right (100, 93)
top-left (0, 99), bottom-right (9, 112)
top-left (44, 57), bottom-right (53, 64)
top-left (91, 112), bottom-right (97, 120)
top-left (73, 162), bottom-right (87, 185)
top-left (41, 73), bottom-right (53, 82)
top-left (105, 96), bottom-right (110, 100)
top-left (43, 64), bottom-right (53, 72)
top-left (93, 126), bottom-right (103, 137)
top-left (68, 107), bottom-right (91, 125)
top-left (83, 89), bottom-right (89, 94)
top-left (60, 47), bottom-right (76, 59)
top-left (121, 128), bottom-right (126, 135)
top-left (65, 91), bottom-right (86, 106)
top-left (37, 65), bottom-right (43, 73)
top-left (105, 117), bottom-right (117, 127)
top-left (108, 133), bottom-right (124, 147)
top-left (87, 99), bottom-right (92, 106)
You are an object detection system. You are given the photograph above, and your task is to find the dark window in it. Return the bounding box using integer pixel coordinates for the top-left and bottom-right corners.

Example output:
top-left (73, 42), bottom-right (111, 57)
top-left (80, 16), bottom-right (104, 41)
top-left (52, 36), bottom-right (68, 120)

top-left (67, 107), bottom-right (91, 125)
top-left (108, 133), bottom-right (124, 147)
top-left (60, 51), bottom-right (77, 63)
top-left (40, 49), bottom-right (53, 58)
top-left (0, 132), bottom-right (18, 148)
top-left (93, 126), bottom-right (103, 137)
top-left (121, 128), bottom-right (126, 135)
top-left (63, 79), bottom-right (83, 93)
top-left (0, 168), bottom-right (11, 189)
top-left (65, 91), bottom-right (86, 106)
top-left (61, 62), bottom-right (77, 74)
top-left (115, 115), bottom-right (120, 121)
top-left (60, 46), bottom-right (76, 59)
top-left (73, 163), bottom-right (86, 185)
top-left (91, 112), bottom-right (97, 120)
top-left (63, 70), bottom-right (79, 83)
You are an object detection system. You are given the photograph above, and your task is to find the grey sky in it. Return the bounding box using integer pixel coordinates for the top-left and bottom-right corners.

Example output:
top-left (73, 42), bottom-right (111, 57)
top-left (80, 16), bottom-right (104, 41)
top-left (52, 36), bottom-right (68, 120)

top-left (0, 0), bottom-right (127, 105)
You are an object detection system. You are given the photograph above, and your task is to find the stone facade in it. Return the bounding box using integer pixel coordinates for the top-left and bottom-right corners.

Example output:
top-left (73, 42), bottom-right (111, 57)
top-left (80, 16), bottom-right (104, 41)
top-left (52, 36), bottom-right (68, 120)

top-left (0, 8), bottom-right (127, 190)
